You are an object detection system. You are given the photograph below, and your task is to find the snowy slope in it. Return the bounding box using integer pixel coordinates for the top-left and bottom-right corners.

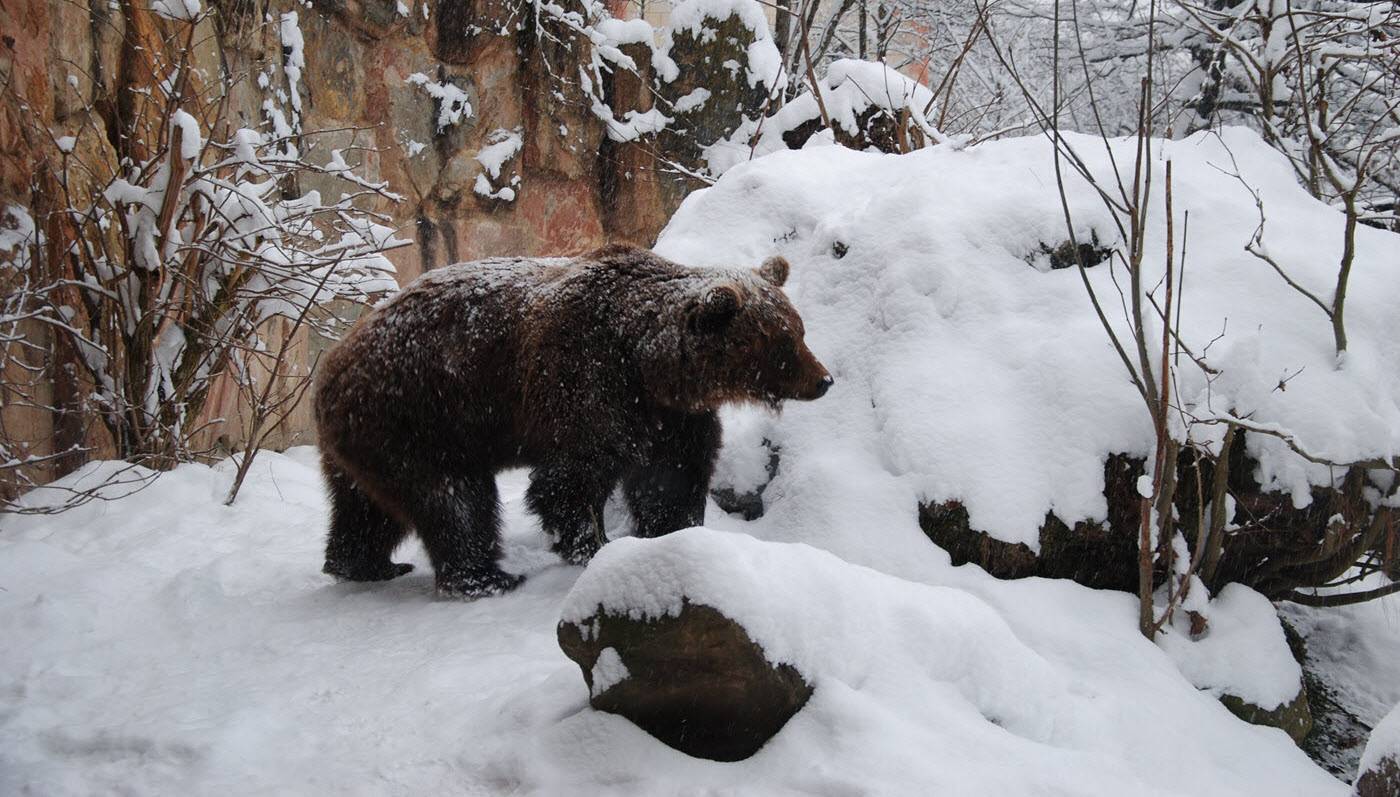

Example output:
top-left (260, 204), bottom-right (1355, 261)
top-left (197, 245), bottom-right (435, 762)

top-left (659, 127), bottom-right (1400, 550)
top-left (1, 451), bottom-right (1348, 795)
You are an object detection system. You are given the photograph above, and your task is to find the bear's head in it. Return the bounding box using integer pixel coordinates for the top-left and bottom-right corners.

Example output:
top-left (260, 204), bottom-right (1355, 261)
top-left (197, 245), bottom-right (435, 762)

top-left (668, 256), bottom-right (833, 411)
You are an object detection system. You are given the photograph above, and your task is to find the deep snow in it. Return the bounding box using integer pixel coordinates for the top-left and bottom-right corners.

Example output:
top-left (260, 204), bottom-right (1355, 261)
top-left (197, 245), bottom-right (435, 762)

top-left (0, 451), bottom-right (1351, 795)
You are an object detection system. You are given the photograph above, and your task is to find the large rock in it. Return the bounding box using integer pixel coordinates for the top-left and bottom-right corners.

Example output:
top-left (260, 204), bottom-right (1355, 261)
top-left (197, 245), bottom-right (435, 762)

top-left (558, 599), bottom-right (813, 762)
top-left (918, 438), bottom-right (1393, 605)
top-left (1359, 757), bottom-right (1400, 797)
top-left (1222, 688), bottom-right (1314, 746)
top-left (918, 453), bottom-right (1145, 591)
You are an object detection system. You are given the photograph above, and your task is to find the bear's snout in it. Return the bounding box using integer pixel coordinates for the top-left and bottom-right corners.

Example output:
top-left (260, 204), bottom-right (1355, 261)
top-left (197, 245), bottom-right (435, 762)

top-left (788, 357), bottom-right (833, 401)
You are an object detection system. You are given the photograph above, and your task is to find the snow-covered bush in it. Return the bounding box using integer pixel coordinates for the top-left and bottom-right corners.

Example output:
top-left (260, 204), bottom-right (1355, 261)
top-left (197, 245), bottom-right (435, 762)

top-left (706, 59), bottom-right (954, 176)
top-left (778, 0), bottom-right (1397, 230)
top-left (1, 7), bottom-right (404, 509)
top-left (1169, 0), bottom-right (1399, 224)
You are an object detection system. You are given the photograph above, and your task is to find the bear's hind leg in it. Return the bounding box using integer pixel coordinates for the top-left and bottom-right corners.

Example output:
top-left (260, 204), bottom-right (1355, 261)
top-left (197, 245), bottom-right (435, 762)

top-left (408, 474), bottom-right (524, 600)
top-left (322, 464), bottom-right (414, 582)
top-left (527, 462), bottom-right (619, 565)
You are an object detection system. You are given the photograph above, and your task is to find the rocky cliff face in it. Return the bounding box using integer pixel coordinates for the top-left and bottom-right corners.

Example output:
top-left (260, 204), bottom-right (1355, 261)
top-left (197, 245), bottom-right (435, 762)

top-left (20, 0), bottom-right (647, 278)
top-left (3, 0), bottom-right (791, 275)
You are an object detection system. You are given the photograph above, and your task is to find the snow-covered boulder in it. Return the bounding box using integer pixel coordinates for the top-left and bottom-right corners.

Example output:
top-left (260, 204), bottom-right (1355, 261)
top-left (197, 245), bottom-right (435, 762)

top-left (558, 597), bottom-right (812, 761)
top-left (659, 127), bottom-right (1400, 556)
top-left (559, 528), bottom-right (1089, 761)
top-left (659, 127), bottom-right (1400, 600)
top-left (718, 58), bottom-right (949, 167)
top-left (1158, 583), bottom-right (1313, 743)
top-left (548, 527), bottom-right (1347, 792)
top-left (1357, 704), bottom-right (1400, 797)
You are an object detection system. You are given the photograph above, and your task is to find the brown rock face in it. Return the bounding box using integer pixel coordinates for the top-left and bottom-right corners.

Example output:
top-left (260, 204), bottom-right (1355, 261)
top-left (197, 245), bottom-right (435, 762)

top-left (918, 454), bottom-right (1145, 591)
top-left (1357, 756), bottom-right (1400, 797)
top-left (1220, 688), bottom-right (1314, 746)
top-left (558, 600), bottom-right (814, 761)
top-left (3, 0), bottom-right (780, 284)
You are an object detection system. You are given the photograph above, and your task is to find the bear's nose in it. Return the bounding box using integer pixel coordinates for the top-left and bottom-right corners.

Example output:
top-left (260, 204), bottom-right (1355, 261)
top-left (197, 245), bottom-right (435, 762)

top-left (813, 374), bottom-right (834, 398)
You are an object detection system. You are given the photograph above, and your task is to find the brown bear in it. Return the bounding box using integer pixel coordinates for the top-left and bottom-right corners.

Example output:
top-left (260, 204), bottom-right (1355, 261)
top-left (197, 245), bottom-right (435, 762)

top-left (313, 244), bottom-right (832, 598)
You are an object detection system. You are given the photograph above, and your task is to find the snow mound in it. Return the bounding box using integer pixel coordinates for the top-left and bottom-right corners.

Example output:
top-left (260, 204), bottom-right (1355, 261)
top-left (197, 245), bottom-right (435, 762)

top-left (1156, 583), bottom-right (1303, 711)
top-left (657, 127), bottom-right (1400, 551)
top-left (5, 128), bottom-right (1386, 794)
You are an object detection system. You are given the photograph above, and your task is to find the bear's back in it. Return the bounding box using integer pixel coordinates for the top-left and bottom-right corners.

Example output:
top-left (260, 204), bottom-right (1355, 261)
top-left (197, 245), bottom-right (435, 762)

top-left (315, 258), bottom-right (570, 462)
top-left (361, 257), bottom-right (569, 354)
top-left (395, 256), bottom-right (569, 313)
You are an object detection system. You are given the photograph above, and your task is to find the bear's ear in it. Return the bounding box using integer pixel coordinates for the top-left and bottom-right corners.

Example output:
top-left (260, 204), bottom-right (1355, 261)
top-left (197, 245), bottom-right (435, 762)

top-left (690, 284), bottom-right (742, 334)
top-left (757, 256), bottom-right (789, 287)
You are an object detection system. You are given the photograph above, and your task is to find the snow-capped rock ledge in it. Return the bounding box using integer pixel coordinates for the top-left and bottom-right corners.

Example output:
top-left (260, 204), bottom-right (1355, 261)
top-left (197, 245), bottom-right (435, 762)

top-left (666, 127), bottom-right (1400, 554)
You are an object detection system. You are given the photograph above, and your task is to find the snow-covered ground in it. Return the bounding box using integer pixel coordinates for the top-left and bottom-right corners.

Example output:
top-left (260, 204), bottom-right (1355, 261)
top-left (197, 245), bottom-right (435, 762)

top-left (0, 451), bottom-right (1353, 795)
top-left (4, 128), bottom-right (1398, 794)
top-left (1283, 578), bottom-right (1400, 771)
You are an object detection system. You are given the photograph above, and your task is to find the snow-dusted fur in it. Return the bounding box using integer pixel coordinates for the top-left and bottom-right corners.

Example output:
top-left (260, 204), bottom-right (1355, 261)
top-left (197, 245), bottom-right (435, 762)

top-left (313, 244), bottom-right (831, 597)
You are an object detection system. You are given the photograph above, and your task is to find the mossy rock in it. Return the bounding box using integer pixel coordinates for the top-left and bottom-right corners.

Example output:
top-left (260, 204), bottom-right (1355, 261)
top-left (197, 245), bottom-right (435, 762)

top-left (1220, 687), bottom-right (1314, 745)
top-left (659, 14), bottom-right (772, 173)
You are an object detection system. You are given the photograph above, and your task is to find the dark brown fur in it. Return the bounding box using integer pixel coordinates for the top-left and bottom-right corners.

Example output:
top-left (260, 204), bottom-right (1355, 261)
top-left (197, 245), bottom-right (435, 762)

top-left (314, 244), bottom-right (831, 598)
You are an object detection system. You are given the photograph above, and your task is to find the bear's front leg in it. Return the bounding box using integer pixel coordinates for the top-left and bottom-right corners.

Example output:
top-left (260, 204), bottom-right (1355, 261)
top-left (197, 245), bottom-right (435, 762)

top-left (526, 461), bottom-right (619, 565)
top-left (623, 411), bottom-right (720, 538)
